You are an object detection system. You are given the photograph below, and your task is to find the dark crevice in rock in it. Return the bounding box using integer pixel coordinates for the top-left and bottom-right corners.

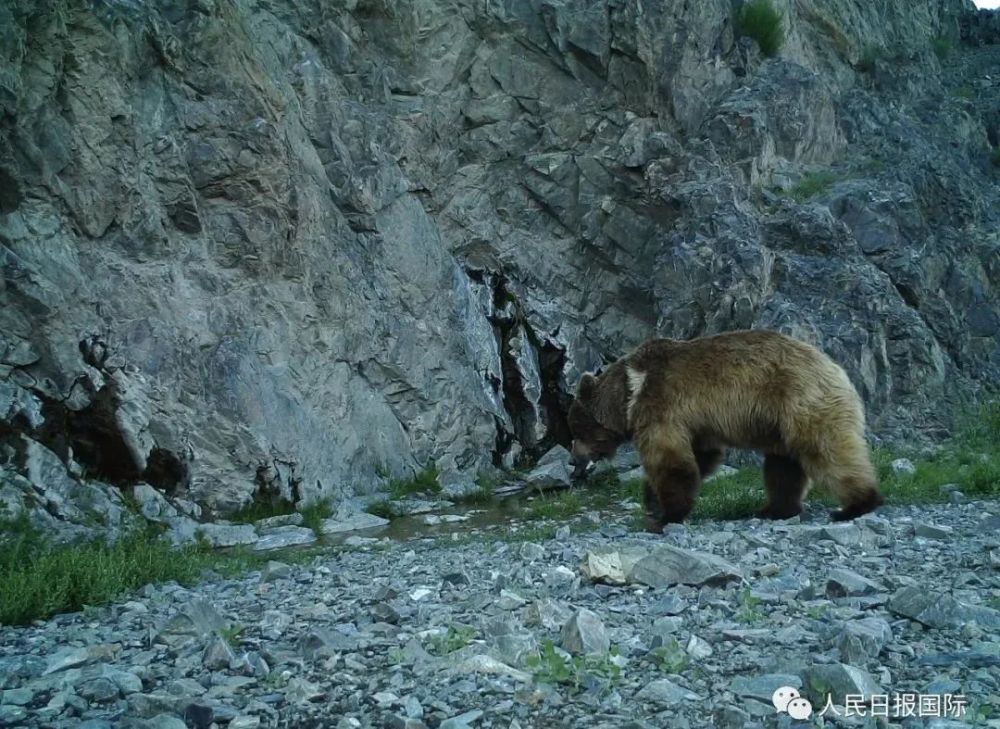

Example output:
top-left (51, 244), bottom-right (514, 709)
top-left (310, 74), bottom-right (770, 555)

top-left (532, 337), bottom-right (573, 452)
top-left (6, 380), bottom-right (189, 494)
top-left (144, 447), bottom-right (188, 493)
top-left (894, 282), bottom-right (920, 309)
top-left (481, 270), bottom-right (573, 466)
top-left (0, 168), bottom-right (22, 214)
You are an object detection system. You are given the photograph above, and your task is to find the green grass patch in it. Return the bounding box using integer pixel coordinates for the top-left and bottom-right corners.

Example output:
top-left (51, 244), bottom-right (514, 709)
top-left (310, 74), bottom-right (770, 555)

top-left (523, 490), bottom-right (585, 521)
top-left (227, 498), bottom-right (296, 525)
top-left (366, 500), bottom-right (396, 520)
top-left (525, 640), bottom-right (622, 693)
top-left (789, 171), bottom-right (840, 202)
top-left (932, 37), bottom-right (953, 60)
top-left (734, 587), bottom-right (765, 624)
top-left (300, 498), bottom-right (333, 535)
top-left (388, 465), bottom-right (441, 499)
top-left (0, 516), bottom-right (325, 626)
top-left (737, 0), bottom-right (785, 58)
top-left (856, 46), bottom-right (881, 74)
top-left (651, 637), bottom-right (689, 673)
top-left (427, 624), bottom-right (476, 656)
top-left (455, 472), bottom-right (500, 506)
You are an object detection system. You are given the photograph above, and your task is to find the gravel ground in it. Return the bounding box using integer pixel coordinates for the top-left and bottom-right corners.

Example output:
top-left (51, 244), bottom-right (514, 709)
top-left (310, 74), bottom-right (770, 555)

top-left (2, 499), bottom-right (999, 729)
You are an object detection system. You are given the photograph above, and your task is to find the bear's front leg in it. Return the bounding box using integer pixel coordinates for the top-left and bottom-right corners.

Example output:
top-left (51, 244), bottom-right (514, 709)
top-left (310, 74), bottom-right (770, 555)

top-left (638, 434), bottom-right (701, 531)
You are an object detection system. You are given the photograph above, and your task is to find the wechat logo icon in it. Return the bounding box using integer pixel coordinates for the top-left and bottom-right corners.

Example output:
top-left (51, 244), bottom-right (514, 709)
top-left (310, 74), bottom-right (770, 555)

top-left (773, 686), bottom-right (813, 720)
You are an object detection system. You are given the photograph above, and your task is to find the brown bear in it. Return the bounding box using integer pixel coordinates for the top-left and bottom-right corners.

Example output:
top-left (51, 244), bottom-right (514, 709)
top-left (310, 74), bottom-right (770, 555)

top-left (567, 329), bottom-right (884, 530)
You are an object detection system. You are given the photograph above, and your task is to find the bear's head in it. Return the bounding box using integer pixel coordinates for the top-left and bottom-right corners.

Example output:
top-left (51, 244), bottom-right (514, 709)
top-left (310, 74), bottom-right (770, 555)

top-left (567, 366), bottom-right (629, 477)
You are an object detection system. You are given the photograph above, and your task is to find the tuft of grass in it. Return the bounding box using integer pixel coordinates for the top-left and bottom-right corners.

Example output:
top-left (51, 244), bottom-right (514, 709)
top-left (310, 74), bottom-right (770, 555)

top-left (734, 587), bottom-right (765, 624)
top-left (690, 467), bottom-right (766, 521)
top-left (455, 472), bottom-right (499, 506)
top-left (523, 490), bottom-right (584, 521)
top-left (427, 624), bottom-right (476, 656)
top-left (228, 498), bottom-right (296, 525)
top-left (932, 37), bottom-right (953, 60)
top-left (737, 0), bottom-right (785, 58)
top-left (220, 622), bottom-right (245, 647)
top-left (300, 498), bottom-right (333, 536)
top-left (651, 637), bottom-right (689, 673)
top-left (365, 500), bottom-right (396, 520)
top-left (388, 465), bottom-right (441, 499)
top-left (789, 171), bottom-right (840, 202)
top-left (525, 640), bottom-right (622, 693)
top-left (857, 46), bottom-right (881, 74)
top-left (0, 516), bottom-right (325, 626)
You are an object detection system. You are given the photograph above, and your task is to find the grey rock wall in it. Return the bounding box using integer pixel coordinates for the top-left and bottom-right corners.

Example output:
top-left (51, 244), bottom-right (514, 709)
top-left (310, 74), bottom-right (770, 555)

top-left (1, 0), bottom-right (997, 518)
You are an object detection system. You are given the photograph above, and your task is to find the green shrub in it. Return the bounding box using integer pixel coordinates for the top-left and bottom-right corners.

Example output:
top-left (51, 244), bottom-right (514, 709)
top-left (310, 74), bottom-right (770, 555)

top-left (300, 498), bottom-right (333, 535)
top-left (737, 0), bottom-right (785, 58)
top-left (365, 500), bottom-right (395, 519)
top-left (932, 37), bottom-right (953, 60)
top-left (0, 516), bottom-right (324, 626)
top-left (789, 171), bottom-right (840, 201)
top-left (388, 465), bottom-right (441, 499)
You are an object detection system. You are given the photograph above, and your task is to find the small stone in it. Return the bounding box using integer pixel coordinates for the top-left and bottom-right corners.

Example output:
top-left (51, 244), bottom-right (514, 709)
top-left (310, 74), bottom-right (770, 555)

top-left (890, 458), bottom-right (915, 475)
top-left (389, 717), bottom-right (428, 729)
top-left (155, 599), bottom-right (227, 645)
top-left (78, 676), bottom-right (120, 703)
top-left (555, 525), bottom-right (571, 540)
top-left (914, 522), bottom-right (953, 540)
top-left (144, 715), bottom-right (188, 729)
top-left (403, 695), bottom-right (423, 718)
top-left (730, 674), bottom-right (802, 703)
top-left (685, 634), bottom-right (713, 659)
top-left (254, 525), bottom-right (317, 551)
top-left (703, 465), bottom-right (738, 482)
top-left (455, 654), bottom-right (532, 683)
top-left (260, 561), bottom-right (292, 582)
top-left (825, 568), bottom-right (882, 598)
top-left (42, 644), bottom-right (118, 675)
top-left (183, 703), bottom-right (214, 729)
top-left (228, 718), bottom-right (261, 729)
top-left (497, 589), bottom-right (527, 610)
top-left (196, 523), bottom-right (259, 548)
top-left (561, 609), bottom-right (609, 656)
top-left (320, 512), bottom-right (390, 534)
top-left (628, 545), bottom-right (742, 587)
top-left (801, 663), bottom-right (881, 703)
top-left (439, 709), bottom-right (484, 729)
top-left (636, 678), bottom-right (702, 705)
top-left (0, 689), bottom-right (33, 707)
top-left (519, 541), bottom-right (545, 562)
top-left (254, 512), bottom-right (303, 529)
top-left (835, 618), bottom-right (893, 664)
top-left (0, 705), bottom-right (28, 725)
top-left (202, 635), bottom-right (238, 670)
top-left (524, 446), bottom-right (574, 489)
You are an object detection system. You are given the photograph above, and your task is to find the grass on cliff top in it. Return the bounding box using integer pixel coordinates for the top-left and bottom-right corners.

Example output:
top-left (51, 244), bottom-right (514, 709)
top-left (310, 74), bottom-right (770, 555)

top-left (737, 0), bottom-right (785, 58)
top-left (0, 518), bottom-right (323, 627)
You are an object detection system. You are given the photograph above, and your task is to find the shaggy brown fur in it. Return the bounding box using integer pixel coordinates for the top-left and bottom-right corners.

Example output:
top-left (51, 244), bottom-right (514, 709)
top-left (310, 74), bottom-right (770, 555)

top-left (567, 330), bottom-right (884, 530)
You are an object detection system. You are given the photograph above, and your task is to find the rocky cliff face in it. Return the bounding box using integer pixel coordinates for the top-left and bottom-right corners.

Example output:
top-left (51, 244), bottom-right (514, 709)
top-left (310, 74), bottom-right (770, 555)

top-left (1, 0), bottom-right (998, 521)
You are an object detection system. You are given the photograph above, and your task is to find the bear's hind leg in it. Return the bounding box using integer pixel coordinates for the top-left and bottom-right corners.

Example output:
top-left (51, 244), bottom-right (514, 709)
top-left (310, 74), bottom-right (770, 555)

top-left (798, 433), bottom-right (884, 521)
top-left (760, 453), bottom-right (807, 519)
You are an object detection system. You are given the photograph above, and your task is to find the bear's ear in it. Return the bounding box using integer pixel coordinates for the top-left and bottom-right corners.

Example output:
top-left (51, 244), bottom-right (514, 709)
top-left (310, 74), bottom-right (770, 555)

top-left (577, 373), bottom-right (598, 399)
